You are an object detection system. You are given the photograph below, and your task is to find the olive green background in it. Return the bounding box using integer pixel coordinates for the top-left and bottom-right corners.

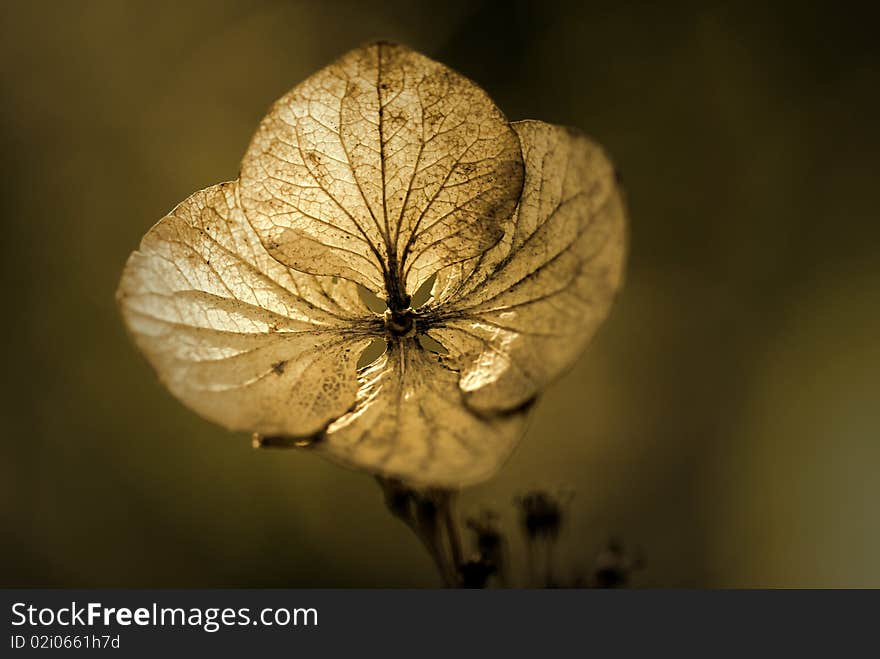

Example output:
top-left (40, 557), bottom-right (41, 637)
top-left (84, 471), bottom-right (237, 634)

top-left (2, 0), bottom-right (878, 587)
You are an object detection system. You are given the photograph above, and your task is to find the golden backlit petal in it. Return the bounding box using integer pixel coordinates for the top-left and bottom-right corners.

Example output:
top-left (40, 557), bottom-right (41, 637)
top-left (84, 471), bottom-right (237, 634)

top-left (117, 181), bottom-right (374, 437)
top-left (430, 121), bottom-right (627, 413)
top-left (239, 42), bottom-right (523, 301)
top-left (318, 338), bottom-right (527, 487)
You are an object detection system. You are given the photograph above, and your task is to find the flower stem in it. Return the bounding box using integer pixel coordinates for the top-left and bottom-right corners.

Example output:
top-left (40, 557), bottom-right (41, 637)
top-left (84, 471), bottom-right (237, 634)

top-left (375, 476), bottom-right (462, 587)
top-left (442, 493), bottom-right (463, 569)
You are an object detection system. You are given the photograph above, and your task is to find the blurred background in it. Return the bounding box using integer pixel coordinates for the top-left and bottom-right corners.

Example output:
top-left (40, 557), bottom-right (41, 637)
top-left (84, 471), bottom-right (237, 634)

top-left (2, 0), bottom-right (878, 587)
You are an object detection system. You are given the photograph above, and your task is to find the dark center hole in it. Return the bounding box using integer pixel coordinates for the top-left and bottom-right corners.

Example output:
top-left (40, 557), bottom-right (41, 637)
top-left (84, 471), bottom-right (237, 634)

top-left (417, 333), bottom-right (448, 355)
top-left (410, 272), bottom-right (437, 309)
top-left (357, 284), bottom-right (388, 314)
top-left (356, 337), bottom-right (387, 369)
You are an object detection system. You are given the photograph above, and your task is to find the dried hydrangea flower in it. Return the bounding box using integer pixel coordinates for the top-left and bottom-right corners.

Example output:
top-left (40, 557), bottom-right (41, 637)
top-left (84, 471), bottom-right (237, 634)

top-left (117, 42), bottom-right (627, 487)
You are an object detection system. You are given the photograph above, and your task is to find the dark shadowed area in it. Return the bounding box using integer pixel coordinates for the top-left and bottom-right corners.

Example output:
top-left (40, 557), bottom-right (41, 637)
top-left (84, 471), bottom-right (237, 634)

top-left (2, 0), bottom-right (878, 587)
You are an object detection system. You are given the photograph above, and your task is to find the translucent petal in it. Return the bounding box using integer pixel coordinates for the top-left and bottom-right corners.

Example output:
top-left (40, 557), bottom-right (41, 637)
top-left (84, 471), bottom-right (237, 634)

top-left (320, 338), bottom-right (527, 487)
top-left (239, 42), bottom-right (523, 305)
top-left (117, 181), bottom-right (375, 437)
top-left (429, 121), bottom-right (627, 412)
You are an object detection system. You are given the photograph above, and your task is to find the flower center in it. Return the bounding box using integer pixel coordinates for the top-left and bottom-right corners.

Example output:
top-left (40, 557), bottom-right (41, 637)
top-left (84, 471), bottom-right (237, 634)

top-left (384, 308), bottom-right (416, 338)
